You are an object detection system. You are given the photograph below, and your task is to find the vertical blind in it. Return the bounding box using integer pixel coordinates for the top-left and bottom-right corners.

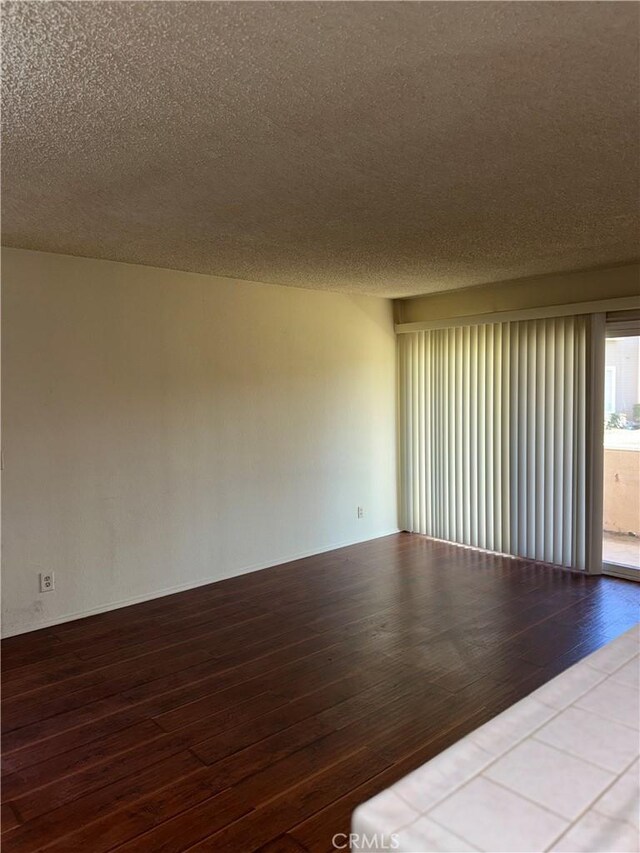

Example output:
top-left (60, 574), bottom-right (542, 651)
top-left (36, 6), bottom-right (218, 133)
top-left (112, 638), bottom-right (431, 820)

top-left (398, 316), bottom-right (591, 569)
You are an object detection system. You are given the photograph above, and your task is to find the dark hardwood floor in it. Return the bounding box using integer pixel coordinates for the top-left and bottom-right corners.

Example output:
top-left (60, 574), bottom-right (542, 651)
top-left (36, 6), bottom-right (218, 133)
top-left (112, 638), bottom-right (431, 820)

top-left (2, 533), bottom-right (639, 851)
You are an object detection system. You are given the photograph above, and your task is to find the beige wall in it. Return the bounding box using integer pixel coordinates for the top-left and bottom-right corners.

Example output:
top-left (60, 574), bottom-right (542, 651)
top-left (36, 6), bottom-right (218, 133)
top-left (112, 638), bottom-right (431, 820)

top-left (395, 263), bottom-right (640, 324)
top-left (1, 248), bottom-right (398, 636)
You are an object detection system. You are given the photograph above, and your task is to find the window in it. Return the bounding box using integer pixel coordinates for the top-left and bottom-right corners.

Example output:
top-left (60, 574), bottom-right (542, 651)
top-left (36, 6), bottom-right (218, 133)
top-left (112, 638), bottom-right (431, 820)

top-left (604, 366), bottom-right (616, 415)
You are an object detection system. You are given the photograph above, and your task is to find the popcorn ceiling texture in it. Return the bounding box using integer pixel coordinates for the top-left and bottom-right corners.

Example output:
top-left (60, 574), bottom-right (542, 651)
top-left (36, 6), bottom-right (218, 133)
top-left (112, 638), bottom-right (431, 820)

top-left (2, 1), bottom-right (639, 298)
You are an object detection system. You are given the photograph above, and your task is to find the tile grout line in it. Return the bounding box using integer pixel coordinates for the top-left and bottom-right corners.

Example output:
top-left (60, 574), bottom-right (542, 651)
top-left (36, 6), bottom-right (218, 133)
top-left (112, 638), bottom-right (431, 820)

top-left (434, 659), bottom-right (639, 847)
top-left (394, 679), bottom-right (601, 827)
top-left (543, 752), bottom-right (640, 852)
top-left (390, 638), bottom-right (639, 850)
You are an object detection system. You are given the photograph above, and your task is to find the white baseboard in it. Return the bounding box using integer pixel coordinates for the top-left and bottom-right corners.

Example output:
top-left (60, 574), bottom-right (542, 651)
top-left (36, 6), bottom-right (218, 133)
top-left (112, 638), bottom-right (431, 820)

top-left (1, 529), bottom-right (400, 638)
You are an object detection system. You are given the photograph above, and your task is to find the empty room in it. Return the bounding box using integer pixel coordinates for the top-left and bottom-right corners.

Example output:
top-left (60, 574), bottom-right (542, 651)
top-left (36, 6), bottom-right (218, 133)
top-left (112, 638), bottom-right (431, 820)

top-left (1, 2), bottom-right (639, 852)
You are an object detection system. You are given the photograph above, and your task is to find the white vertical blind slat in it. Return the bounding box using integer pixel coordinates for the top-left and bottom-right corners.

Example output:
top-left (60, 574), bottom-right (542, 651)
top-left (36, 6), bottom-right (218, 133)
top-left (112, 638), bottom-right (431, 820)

top-left (535, 322), bottom-right (546, 560)
top-left (454, 328), bottom-right (463, 543)
top-left (463, 326), bottom-right (471, 543)
top-left (544, 321), bottom-right (555, 563)
top-left (501, 322), bottom-right (511, 555)
top-left (510, 322), bottom-right (520, 556)
top-left (448, 329), bottom-right (456, 542)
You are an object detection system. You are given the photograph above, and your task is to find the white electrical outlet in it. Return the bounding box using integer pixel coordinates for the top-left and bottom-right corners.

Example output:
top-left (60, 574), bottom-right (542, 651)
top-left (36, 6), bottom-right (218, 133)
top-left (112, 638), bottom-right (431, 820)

top-left (39, 572), bottom-right (55, 593)
top-left (357, 506), bottom-right (364, 519)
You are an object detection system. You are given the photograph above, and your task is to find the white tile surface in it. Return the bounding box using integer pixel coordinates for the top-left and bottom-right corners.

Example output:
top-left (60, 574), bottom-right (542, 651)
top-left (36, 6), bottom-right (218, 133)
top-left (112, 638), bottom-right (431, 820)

top-left (395, 816), bottom-right (479, 852)
top-left (610, 657), bottom-right (640, 690)
top-left (585, 630), bottom-right (639, 674)
top-left (531, 661), bottom-right (606, 710)
top-left (484, 738), bottom-right (613, 820)
top-left (393, 739), bottom-right (492, 813)
top-left (550, 810), bottom-right (640, 852)
top-left (576, 678), bottom-right (640, 730)
top-left (594, 760), bottom-right (640, 829)
top-left (468, 697), bottom-right (555, 756)
top-left (534, 705), bottom-right (640, 773)
top-left (429, 776), bottom-right (568, 852)
top-left (352, 789), bottom-right (419, 839)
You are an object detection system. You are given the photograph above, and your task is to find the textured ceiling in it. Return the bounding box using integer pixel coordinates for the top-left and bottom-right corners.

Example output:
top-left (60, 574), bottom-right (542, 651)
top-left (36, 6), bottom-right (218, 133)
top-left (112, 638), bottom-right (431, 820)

top-left (2, 2), bottom-right (639, 298)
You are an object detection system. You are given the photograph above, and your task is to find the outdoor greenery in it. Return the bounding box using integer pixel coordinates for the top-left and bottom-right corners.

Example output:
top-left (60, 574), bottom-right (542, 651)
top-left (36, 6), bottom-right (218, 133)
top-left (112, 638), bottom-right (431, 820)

top-left (606, 412), bottom-right (626, 429)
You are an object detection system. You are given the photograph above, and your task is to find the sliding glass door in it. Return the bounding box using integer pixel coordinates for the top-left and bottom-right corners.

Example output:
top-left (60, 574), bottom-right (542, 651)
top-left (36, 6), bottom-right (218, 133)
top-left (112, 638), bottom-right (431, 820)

top-left (398, 307), bottom-right (640, 577)
top-left (602, 321), bottom-right (640, 580)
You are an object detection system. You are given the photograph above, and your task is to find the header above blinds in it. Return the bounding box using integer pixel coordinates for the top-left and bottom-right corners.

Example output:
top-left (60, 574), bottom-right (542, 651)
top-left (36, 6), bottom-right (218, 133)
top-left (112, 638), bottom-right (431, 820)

top-left (396, 295), bottom-right (640, 334)
top-left (606, 309), bottom-right (640, 337)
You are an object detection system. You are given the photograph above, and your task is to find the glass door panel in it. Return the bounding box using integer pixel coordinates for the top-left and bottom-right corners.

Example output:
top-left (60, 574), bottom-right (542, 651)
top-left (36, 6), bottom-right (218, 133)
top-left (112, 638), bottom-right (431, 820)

top-left (603, 333), bottom-right (640, 577)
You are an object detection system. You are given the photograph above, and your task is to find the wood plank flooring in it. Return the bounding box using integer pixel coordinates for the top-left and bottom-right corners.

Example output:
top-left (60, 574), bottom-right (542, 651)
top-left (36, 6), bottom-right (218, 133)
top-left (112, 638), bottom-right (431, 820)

top-left (2, 533), bottom-right (639, 851)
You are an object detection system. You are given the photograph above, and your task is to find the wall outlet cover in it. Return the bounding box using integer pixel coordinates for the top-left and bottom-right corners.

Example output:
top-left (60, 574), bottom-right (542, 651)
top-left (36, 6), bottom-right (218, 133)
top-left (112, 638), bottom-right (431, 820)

top-left (39, 572), bottom-right (55, 593)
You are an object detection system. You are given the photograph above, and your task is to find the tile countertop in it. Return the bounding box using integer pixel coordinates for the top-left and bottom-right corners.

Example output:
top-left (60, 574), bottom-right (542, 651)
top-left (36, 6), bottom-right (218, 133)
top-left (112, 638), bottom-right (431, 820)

top-left (352, 623), bottom-right (640, 853)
